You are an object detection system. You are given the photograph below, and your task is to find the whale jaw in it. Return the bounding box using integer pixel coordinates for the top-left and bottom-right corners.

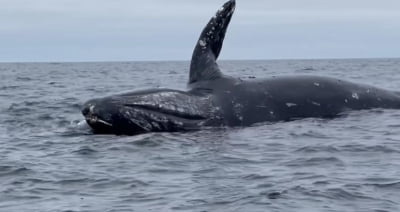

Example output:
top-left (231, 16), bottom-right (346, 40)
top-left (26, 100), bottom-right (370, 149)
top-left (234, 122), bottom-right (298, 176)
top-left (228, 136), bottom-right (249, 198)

top-left (81, 89), bottom-right (211, 135)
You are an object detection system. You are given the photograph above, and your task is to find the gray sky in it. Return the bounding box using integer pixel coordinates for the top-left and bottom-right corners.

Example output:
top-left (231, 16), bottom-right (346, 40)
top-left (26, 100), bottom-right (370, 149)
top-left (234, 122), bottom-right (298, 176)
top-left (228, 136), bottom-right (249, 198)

top-left (1, 0), bottom-right (400, 62)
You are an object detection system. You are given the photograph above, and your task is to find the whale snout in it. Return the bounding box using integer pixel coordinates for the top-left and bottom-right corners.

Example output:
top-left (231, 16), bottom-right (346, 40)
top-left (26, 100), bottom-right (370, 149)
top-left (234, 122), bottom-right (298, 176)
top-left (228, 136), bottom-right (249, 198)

top-left (81, 89), bottom-right (213, 135)
top-left (82, 99), bottom-right (115, 134)
top-left (81, 97), bottom-right (155, 135)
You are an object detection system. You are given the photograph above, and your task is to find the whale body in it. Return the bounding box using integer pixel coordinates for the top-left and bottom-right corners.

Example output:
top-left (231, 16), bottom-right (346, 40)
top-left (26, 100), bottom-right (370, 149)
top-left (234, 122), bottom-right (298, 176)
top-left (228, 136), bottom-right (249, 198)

top-left (82, 0), bottom-right (400, 135)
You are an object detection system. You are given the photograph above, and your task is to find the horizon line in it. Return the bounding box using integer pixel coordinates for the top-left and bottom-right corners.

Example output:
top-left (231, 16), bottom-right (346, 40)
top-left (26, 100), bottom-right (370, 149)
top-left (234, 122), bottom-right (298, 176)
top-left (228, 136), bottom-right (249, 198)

top-left (0, 56), bottom-right (399, 64)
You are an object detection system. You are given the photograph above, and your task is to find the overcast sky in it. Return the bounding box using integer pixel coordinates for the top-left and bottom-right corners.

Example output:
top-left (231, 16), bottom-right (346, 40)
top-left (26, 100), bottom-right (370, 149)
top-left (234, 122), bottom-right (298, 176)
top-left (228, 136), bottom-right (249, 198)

top-left (1, 0), bottom-right (400, 62)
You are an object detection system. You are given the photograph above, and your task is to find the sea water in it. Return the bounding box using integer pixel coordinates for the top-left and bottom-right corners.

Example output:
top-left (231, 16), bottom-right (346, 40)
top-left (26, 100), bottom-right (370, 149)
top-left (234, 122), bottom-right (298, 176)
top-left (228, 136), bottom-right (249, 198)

top-left (1, 59), bottom-right (400, 212)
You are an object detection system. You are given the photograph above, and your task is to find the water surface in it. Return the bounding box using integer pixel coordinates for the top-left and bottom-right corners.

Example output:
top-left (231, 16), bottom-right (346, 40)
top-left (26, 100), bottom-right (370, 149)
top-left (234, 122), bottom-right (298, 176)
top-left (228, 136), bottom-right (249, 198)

top-left (2, 59), bottom-right (400, 211)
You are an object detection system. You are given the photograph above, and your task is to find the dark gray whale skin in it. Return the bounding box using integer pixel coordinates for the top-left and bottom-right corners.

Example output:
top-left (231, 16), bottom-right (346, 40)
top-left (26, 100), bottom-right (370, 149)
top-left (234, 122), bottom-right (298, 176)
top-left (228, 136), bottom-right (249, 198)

top-left (82, 0), bottom-right (400, 135)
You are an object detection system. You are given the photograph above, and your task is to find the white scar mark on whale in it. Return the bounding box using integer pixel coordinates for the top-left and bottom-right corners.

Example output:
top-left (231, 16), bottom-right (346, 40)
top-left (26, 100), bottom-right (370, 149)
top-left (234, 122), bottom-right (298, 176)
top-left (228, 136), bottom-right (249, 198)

top-left (286, 103), bottom-right (297, 107)
top-left (89, 105), bottom-right (95, 113)
top-left (218, 6), bottom-right (225, 13)
top-left (97, 119), bottom-right (112, 126)
top-left (314, 82), bottom-right (320, 87)
top-left (199, 40), bottom-right (207, 47)
top-left (233, 102), bottom-right (244, 121)
top-left (311, 101), bottom-right (321, 106)
top-left (352, 93), bottom-right (359, 100)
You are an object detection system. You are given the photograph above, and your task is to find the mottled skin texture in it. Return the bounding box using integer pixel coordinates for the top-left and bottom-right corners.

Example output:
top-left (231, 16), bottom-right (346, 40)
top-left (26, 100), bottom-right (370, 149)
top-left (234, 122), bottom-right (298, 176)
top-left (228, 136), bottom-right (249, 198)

top-left (82, 0), bottom-right (400, 135)
top-left (82, 89), bottom-right (220, 135)
top-left (191, 76), bottom-right (400, 126)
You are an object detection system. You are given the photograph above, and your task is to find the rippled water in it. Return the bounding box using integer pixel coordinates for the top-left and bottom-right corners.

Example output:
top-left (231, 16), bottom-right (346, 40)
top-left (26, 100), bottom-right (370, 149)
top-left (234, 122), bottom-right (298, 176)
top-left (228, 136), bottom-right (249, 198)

top-left (2, 59), bottom-right (400, 211)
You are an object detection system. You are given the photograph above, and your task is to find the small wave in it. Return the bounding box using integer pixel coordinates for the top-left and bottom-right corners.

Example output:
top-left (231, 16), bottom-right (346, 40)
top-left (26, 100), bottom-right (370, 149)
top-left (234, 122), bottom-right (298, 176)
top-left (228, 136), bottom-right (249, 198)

top-left (0, 85), bottom-right (20, 90)
top-left (127, 134), bottom-right (165, 147)
top-left (365, 181), bottom-right (400, 190)
top-left (284, 157), bottom-right (344, 167)
top-left (24, 178), bottom-right (54, 184)
top-left (91, 179), bottom-right (149, 189)
top-left (0, 166), bottom-right (32, 177)
top-left (7, 103), bottom-right (35, 114)
top-left (294, 145), bottom-right (339, 153)
top-left (56, 178), bottom-right (92, 185)
top-left (289, 130), bottom-right (330, 139)
top-left (16, 77), bottom-right (32, 81)
top-left (263, 191), bottom-right (284, 199)
top-left (242, 174), bottom-right (272, 180)
top-left (220, 155), bottom-right (258, 164)
top-left (324, 188), bottom-right (374, 201)
top-left (147, 168), bottom-right (187, 174)
top-left (37, 114), bottom-right (53, 121)
top-left (192, 167), bottom-right (219, 175)
top-left (338, 144), bottom-right (400, 153)
top-left (295, 67), bottom-right (317, 73)
top-left (291, 186), bottom-right (374, 201)
top-left (313, 180), bottom-right (331, 186)
top-left (72, 146), bottom-right (98, 155)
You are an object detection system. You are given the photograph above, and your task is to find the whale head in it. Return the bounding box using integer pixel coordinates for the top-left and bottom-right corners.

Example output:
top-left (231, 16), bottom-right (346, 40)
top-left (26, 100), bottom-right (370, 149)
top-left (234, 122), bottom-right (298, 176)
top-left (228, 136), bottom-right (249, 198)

top-left (81, 89), bottom-right (211, 135)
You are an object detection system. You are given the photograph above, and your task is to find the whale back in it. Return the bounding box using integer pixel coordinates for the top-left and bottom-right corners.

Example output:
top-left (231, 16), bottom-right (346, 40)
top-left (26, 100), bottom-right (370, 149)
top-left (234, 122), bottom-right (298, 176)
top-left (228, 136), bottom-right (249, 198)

top-left (189, 0), bottom-right (235, 84)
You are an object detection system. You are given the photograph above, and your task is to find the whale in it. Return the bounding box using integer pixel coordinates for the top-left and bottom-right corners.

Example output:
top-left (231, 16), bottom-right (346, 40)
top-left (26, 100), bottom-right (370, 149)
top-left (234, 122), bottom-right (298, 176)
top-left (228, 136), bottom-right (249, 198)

top-left (82, 0), bottom-right (400, 135)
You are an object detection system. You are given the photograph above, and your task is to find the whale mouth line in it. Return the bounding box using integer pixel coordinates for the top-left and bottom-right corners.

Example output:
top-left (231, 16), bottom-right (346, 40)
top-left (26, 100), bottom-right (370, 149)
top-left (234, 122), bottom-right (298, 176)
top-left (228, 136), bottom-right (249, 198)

top-left (123, 104), bottom-right (206, 120)
top-left (85, 115), bottom-right (113, 127)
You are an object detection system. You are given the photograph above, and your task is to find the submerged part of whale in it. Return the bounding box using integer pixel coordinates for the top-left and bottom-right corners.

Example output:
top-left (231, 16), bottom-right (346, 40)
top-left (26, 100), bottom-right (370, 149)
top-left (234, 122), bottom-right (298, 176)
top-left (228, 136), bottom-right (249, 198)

top-left (82, 0), bottom-right (400, 135)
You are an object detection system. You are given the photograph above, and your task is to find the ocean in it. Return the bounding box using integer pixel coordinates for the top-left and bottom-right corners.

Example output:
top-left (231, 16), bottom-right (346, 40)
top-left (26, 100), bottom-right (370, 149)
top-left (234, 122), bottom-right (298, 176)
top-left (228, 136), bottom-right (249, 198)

top-left (1, 59), bottom-right (400, 211)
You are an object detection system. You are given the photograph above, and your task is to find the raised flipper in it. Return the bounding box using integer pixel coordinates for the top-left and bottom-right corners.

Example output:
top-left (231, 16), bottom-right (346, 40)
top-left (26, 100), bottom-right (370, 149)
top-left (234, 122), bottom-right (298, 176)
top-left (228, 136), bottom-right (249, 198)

top-left (189, 0), bottom-right (236, 84)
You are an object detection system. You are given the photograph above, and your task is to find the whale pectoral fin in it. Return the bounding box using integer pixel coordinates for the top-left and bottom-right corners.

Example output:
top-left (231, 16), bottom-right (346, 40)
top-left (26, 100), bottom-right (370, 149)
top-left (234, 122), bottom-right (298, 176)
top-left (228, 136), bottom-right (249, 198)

top-left (189, 0), bottom-right (236, 84)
